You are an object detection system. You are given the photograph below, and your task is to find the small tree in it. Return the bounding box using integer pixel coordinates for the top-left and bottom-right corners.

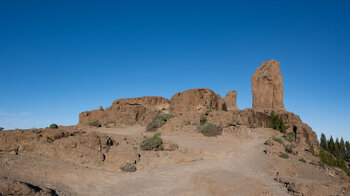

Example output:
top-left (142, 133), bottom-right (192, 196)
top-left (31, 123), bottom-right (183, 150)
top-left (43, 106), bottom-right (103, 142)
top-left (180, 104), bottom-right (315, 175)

top-left (49, 123), bottom-right (58, 129)
top-left (200, 115), bottom-right (207, 125)
top-left (345, 141), bottom-right (350, 161)
top-left (320, 133), bottom-right (328, 151)
top-left (340, 137), bottom-right (345, 159)
top-left (328, 136), bottom-right (335, 155)
top-left (269, 111), bottom-right (287, 133)
top-left (334, 138), bottom-right (341, 158)
top-left (0, 127), bottom-right (4, 131)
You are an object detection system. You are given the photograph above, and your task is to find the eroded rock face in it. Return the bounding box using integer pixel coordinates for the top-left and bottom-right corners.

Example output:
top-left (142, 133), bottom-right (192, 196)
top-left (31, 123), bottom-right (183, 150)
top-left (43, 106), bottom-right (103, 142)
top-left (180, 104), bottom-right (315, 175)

top-left (79, 96), bottom-right (170, 126)
top-left (252, 59), bottom-right (285, 111)
top-left (170, 88), bottom-right (226, 115)
top-left (224, 91), bottom-right (239, 111)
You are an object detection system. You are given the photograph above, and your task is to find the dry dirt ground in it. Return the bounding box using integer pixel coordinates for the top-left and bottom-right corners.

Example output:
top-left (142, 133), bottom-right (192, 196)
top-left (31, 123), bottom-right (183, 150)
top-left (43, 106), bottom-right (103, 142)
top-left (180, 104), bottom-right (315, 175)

top-left (0, 125), bottom-right (349, 196)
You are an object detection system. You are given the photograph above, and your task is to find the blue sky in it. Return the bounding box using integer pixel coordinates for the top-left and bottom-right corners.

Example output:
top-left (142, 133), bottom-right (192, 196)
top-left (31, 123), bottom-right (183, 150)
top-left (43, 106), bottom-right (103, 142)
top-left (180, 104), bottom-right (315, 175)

top-left (1, 0), bottom-right (349, 140)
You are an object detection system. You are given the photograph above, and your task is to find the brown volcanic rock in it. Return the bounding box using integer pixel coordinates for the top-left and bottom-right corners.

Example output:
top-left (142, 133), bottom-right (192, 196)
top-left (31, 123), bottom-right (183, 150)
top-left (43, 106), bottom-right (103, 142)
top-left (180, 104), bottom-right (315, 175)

top-left (170, 88), bottom-right (226, 115)
top-left (79, 96), bottom-right (169, 126)
top-left (252, 59), bottom-right (285, 111)
top-left (224, 90), bottom-right (239, 111)
top-left (206, 109), bottom-right (320, 152)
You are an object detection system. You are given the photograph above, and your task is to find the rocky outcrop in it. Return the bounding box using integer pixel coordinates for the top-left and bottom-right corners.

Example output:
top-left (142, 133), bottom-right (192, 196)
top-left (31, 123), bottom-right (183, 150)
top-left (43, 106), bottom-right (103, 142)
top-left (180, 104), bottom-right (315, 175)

top-left (207, 109), bottom-right (320, 152)
top-left (79, 96), bottom-right (170, 126)
top-left (170, 88), bottom-right (227, 115)
top-left (252, 59), bottom-right (285, 111)
top-left (224, 91), bottom-right (239, 111)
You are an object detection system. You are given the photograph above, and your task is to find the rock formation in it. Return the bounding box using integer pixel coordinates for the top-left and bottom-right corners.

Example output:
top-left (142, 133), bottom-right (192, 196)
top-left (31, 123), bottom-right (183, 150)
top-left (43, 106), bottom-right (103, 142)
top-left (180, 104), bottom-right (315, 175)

top-left (170, 88), bottom-right (227, 115)
top-left (252, 59), bottom-right (285, 111)
top-left (224, 90), bottom-right (239, 111)
top-left (79, 96), bottom-right (169, 126)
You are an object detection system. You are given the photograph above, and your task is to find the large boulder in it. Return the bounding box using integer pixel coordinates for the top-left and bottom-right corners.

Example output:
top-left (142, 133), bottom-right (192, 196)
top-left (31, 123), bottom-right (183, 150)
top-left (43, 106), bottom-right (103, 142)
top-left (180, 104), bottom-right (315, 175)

top-left (170, 88), bottom-right (227, 115)
top-left (224, 90), bottom-right (239, 111)
top-left (79, 96), bottom-right (170, 126)
top-left (252, 59), bottom-right (285, 111)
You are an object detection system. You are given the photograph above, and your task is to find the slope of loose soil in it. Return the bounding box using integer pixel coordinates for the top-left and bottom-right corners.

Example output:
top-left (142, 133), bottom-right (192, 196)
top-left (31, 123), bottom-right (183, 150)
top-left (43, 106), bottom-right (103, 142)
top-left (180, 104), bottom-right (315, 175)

top-left (0, 125), bottom-right (349, 195)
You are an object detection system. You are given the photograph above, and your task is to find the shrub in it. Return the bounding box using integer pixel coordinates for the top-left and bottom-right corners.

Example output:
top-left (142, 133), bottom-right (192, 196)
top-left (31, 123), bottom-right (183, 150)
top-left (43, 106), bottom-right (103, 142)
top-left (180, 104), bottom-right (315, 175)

top-left (89, 120), bottom-right (101, 127)
top-left (146, 114), bottom-right (174, 132)
top-left (192, 122), bottom-right (198, 126)
top-left (273, 137), bottom-right (284, 145)
top-left (200, 115), bottom-right (207, 125)
top-left (283, 131), bottom-right (295, 143)
top-left (121, 162), bottom-right (136, 172)
top-left (183, 120), bottom-right (191, 126)
top-left (205, 109), bottom-right (212, 116)
top-left (264, 140), bottom-right (272, 146)
top-left (46, 136), bottom-right (54, 143)
top-left (285, 144), bottom-right (295, 154)
top-left (140, 133), bottom-right (163, 151)
top-left (279, 153), bottom-right (289, 159)
top-left (269, 111), bottom-right (287, 133)
top-left (197, 123), bottom-right (223, 137)
top-left (49, 123), bottom-right (58, 129)
top-left (152, 113), bottom-right (174, 121)
top-left (299, 158), bottom-right (306, 163)
top-left (0, 127), bottom-right (3, 131)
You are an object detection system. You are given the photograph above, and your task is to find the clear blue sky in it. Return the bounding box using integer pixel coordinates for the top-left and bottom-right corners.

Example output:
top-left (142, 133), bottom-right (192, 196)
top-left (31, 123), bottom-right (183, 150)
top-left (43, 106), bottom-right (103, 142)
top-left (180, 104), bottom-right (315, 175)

top-left (1, 1), bottom-right (349, 140)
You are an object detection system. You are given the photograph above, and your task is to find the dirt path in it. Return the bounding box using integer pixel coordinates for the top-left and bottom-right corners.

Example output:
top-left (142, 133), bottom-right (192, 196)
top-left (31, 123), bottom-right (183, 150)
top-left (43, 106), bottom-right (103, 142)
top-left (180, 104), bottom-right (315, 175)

top-left (54, 128), bottom-right (290, 195)
top-left (0, 126), bottom-right (291, 195)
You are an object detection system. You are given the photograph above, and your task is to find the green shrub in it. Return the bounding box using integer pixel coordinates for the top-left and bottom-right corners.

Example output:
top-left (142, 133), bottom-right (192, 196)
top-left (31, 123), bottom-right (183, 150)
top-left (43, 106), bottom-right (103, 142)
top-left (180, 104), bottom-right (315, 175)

top-left (0, 127), bottom-right (4, 131)
top-left (140, 133), bottom-right (163, 151)
top-left (49, 123), bottom-right (58, 129)
top-left (192, 122), bottom-right (198, 126)
top-left (264, 140), bottom-right (272, 146)
top-left (146, 114), bottom-right (174, 132)
top-left (152, 113), bottom-right (174, 121)
top-left (89, 120), bottom-right (101, 127)
top-left (46, 136), bottom-right (54, 143)
top-left (269, 111), bottom-right (287, 133)
top-left (318, 150), bottom-right (350, 176)
top-left (299, 158), bottom-right (306, 163)
top-left (121, 162), bottom-right (136, 172)
top-left (283, 131), bottom-right (295, 143)
top-left (183, 120), bottom-right (191, 126)
top-left (279, 153), bottom-right (289, 159)
top-left (273, 137), bottom-right (284, 145)
top-left (197, 123), bottom-right (223, 137)
top-left (205, 109), bottom-right (212, 116)
top-left (285, 144), bottom-right (295, 154)
top-left (31, 129), bottom-right (41, 134)
top-left (200, 115), bottom-right (207, 125)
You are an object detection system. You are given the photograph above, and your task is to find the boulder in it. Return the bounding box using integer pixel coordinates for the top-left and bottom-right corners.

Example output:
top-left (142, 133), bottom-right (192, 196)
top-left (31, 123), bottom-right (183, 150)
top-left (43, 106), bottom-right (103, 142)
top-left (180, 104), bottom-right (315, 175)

top-left (170, 88), bottom-right (227, 115)
top-left (252, 59), bottom-right (285, 111)
top-left (79, 96), bottom-right (170, 126)
top-left (224, 90), bottom-right (239, 111)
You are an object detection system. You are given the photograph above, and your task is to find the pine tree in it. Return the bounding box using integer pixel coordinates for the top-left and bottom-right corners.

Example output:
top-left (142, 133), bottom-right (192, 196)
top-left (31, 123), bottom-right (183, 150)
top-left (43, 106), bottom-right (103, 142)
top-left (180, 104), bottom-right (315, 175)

top-left (320, 133), bottom-right (328, 151)
top-left (346, 141), bottom-right (350, 161)
top-left (340, 137), bottom-right (345, 159)
top-left (328, 136), bottom-right (335, 155)
top-left (334, 138), bottom-right (341, 158)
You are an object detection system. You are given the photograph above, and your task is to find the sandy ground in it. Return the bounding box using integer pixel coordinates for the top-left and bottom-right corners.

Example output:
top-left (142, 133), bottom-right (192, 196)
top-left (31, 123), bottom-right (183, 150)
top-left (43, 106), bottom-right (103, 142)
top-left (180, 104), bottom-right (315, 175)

top-left (1, 125), bottom-right (349, 195)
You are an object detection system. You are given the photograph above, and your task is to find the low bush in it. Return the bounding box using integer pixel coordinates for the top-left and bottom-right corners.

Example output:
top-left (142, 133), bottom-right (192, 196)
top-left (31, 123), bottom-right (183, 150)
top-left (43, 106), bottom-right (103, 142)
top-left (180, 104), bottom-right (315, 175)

top-left (121, 162), bottom-right (136, 172)
top-left (49, 123), bottom-right (58, 129)
top-left (0, 127), bottom-right (3, 131)
top-left (192, 122), bottom-right (198, 126)
top-left (205, 109), bottom-right (212, 116)
top-left (89, 120), bottom-right (101, 127)
top-left (283, 131), bottom-right (295, 143)
top-left (272, 137), bottom-right (284, 145)
top-left (285, 144), bottom-right (295, 154)
top-left (46, 136), bottom-right (54, 143)
top-left (146, 113), bottom-right (174, 132)
top-left (299, 158), bottom-right (306, 163)
top-left (279, 153), bottom-right (289, 159)
top-left (264, 140), bottom-right (272, 146)
top-left (183, 120), bottom-right (191, 126)
top-left (140, 133), bottom-right (163, 151)
top-left (200, 115), bottom-right (207, 125)
top-left (197, 123), bottom-right (223, 137)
